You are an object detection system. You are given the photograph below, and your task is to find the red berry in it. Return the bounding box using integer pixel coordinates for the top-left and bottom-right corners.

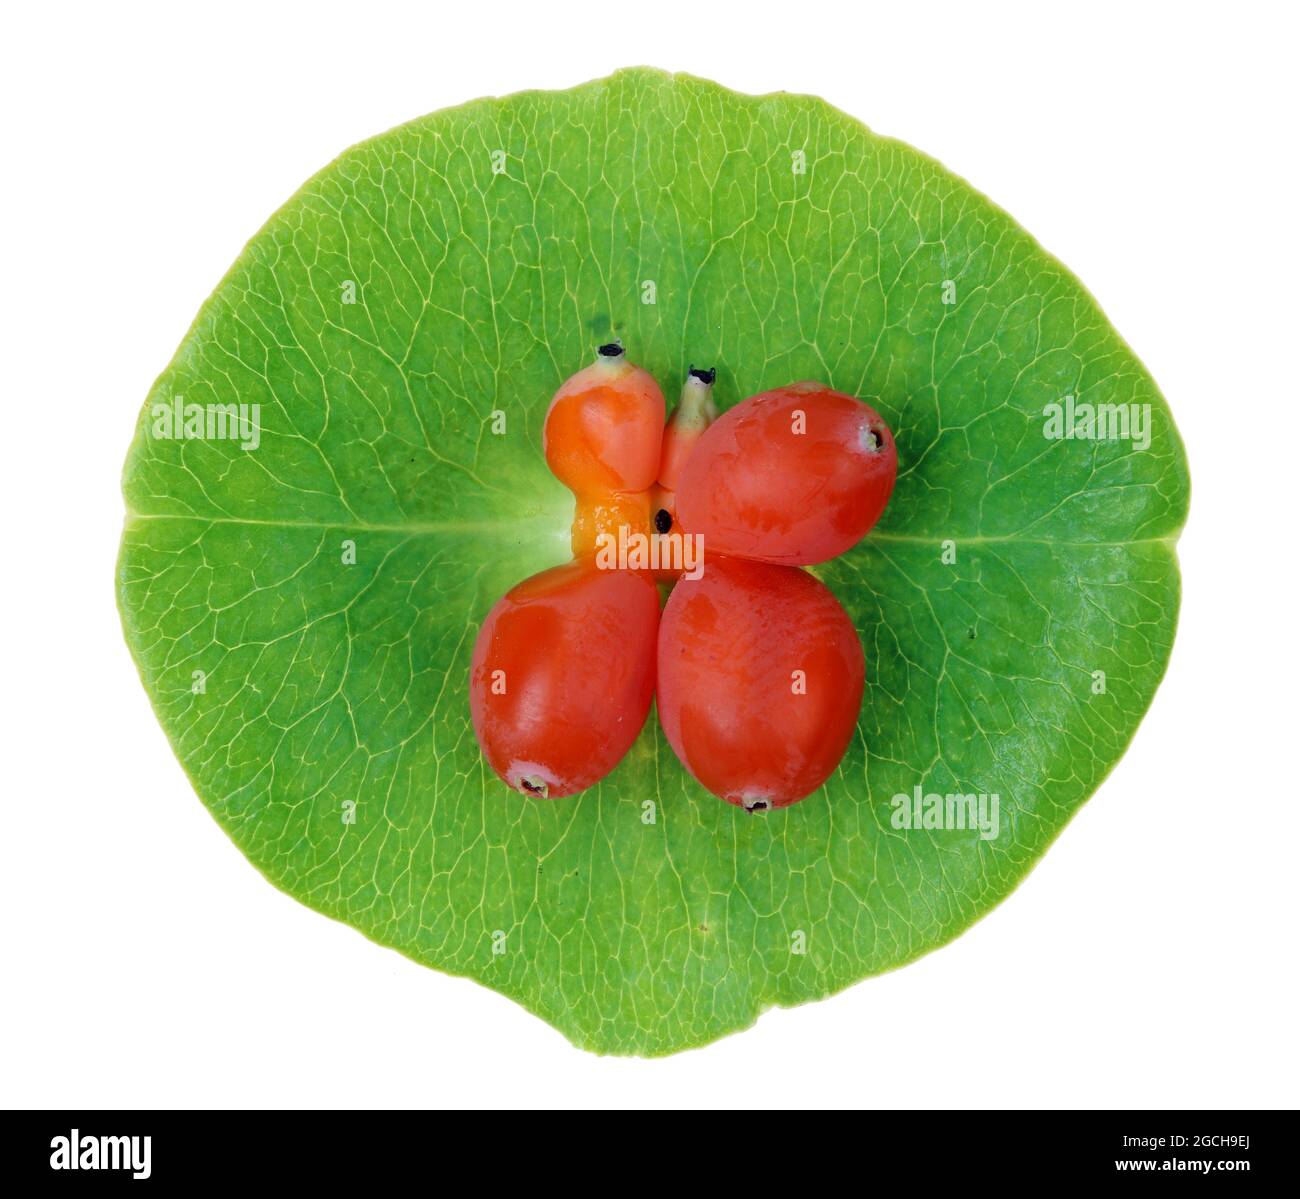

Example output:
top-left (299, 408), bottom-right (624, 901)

top-left (675, 382), bottom-right (897, 565)
top-left (656, 367), bottom-right (717, 495)
top-left (470, 560), bottom-right (658, 798)
top-left (656, 556), bottom-right (865, 810)
top-left (544, 342), bottom-right (665, 496)
top-left (650, 366), bottom-right (716, 579)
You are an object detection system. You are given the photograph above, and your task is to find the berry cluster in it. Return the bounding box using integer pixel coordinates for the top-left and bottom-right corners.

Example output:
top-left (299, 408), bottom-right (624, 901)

top-left (470, 344), bottom-right (898, 812)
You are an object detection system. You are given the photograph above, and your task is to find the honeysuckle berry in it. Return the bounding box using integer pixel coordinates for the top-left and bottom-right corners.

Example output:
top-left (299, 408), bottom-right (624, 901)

top-left (656, 554), bottom-right (865, 810)
top-left (470, 559), bottom-right (658, 799)
top-left (650, 366), bottom-right (722, 577)
top-left (676, 382), bottom-right (897, 565)
top-left (544, 342), bottom-right (665, 556)
top-left (651, 365), bottom-right (716, 534)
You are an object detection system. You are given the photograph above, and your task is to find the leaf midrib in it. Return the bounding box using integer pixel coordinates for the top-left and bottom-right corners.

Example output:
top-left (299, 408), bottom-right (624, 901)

top-left (122, 510), bottom-right (1179, 547)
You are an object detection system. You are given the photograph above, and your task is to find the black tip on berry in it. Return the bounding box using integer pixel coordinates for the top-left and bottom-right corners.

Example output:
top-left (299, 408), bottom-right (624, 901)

top-left (518, 774), bottom-right (550, 798)
top-left (744, 799), bottom-right (770, 813)
top-left (654, 508), bottom-right (673, 534)
top-left (597, 341), bottom-right (624, 359)
top-left (688, 366), bottom-right (716, 386)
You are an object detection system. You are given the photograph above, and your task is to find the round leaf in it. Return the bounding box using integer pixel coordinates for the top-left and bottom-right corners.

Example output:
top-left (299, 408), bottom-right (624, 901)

top-left (118, 68), bottom-right (1189, 1055)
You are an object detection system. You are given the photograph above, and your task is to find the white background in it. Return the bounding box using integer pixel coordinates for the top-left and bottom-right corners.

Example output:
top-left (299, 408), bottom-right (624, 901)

top-left (2, 1), bottom-right (1296, 1110)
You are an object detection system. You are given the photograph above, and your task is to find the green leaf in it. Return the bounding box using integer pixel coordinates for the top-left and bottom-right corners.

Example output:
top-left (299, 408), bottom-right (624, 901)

top-left (118, 67), bottom-right (1189, 1055)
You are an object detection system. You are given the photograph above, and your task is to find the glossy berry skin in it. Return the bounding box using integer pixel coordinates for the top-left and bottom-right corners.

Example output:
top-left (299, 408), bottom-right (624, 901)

top-left (656, 368), bottom-right (717, 495)
top-left (656, 556), bottom-right (865, 811)
top-left (675, 382), bottom-right (897, 565)
top-left (544, 344), bottom-right (665, 496)
top-left (470, 560), bottom-right (658, 799)
top-left (571, 489), bottom-right (653, 560)
top-left (650, 367), bottom-right (716, 579)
